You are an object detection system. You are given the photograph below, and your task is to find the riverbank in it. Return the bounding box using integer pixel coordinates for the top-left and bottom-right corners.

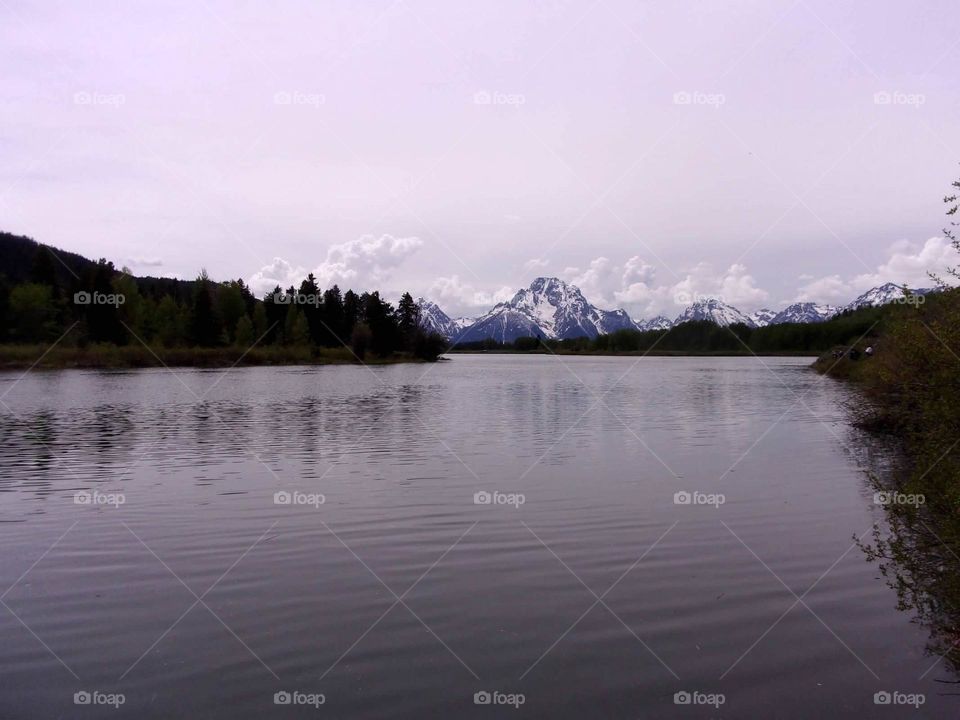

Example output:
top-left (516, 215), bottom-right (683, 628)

top-left (0, 344), bottom-right (430, 369)
top-left (813, 286), bottom-right (960, 674)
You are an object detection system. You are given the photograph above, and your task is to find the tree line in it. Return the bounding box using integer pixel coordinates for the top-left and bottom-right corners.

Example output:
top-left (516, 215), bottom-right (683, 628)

top-left (451, 305), bottom-right (890, 355)
top-left (0, 240), bottom-right (446, 361)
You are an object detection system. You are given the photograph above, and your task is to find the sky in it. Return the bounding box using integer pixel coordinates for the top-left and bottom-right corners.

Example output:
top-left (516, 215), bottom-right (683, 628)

top-left (2, 0), bottom-right (959, 320)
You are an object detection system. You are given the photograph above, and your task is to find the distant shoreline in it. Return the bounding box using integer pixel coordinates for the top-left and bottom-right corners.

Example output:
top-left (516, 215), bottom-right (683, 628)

top-left (0, 345), bottom-right (429, 370)
top-left (448, 349), bottom-right (819, 358)
top-left (0, 345), bottom-right (822, 370)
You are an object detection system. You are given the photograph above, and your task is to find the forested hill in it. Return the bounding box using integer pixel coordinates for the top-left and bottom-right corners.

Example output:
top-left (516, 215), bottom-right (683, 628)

top-left (0, 231), bottom-right (446, 362)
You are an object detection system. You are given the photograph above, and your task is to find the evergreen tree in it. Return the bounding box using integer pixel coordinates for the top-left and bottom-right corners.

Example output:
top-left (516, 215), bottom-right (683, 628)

top-left (85, 259), bottom-right (125, 344)
top-left (343, 289), bottom-right (361, 340)
top-left (397, 292), bottom-right (420, 347)
top-left (297, 273), bottom-right (323, 344)
top-left (217, 281), bottom-right (247, 343)
top-left (189, 269), bottom-right (220, 346)
top-left (155, 296), bottom-right (186, 346)
top-left (252, 302), bottom-right (268, 340)
top-left (234, 314), bottom-right (254, 347)
top-left (9, 284), bottom-right (57, 342)
top-left (322, 285), bottom-right (345, 345)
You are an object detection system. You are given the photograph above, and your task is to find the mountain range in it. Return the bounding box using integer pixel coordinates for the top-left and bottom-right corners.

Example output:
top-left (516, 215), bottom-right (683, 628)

top-left (419, 279), bottom-right (934, 342)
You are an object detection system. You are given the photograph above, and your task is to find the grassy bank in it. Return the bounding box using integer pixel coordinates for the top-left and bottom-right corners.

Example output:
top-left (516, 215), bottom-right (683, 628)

top-left (0, 343), bottom-right (429, 369)
top-left (814, 286), bottom-right (960, 674)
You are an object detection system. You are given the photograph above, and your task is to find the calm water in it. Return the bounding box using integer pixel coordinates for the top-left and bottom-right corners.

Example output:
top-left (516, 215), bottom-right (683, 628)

top-left (0, 356), bottom-right (952, 718)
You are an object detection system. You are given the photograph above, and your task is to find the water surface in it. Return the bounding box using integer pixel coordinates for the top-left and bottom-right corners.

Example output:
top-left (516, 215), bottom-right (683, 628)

top-left (0, 356), bottom-right (952, 718)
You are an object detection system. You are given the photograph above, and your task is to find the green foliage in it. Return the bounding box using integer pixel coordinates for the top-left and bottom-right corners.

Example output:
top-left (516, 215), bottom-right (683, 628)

top-left (0, 235), bottom-right (446, 363)
top-left (234, 314), bottom-right (254, 347)
top-left (350, 322), bottom-right (372, 359)
top-left (9, 283), bottom-right (58, 342)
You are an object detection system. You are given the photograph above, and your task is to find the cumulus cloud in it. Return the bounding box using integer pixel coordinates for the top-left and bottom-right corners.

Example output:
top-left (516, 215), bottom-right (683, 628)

top-left (314, 234), bottom-right (422, 288)
top-left (428, 274), bottom-right (514, 314)
top-left (559, 256), bottom-right (768, 319)
top-left (247, 257), bottom-right (308, 295)
top-left (796, 237), bottom-right (954, 303)
top-left (562, 257), bottom-right (617, 306)
top-left (247, 233), bottom-right (423, 297)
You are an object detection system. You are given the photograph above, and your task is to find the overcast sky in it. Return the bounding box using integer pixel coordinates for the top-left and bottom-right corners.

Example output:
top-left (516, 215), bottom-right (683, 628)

top-left (2, 0), bottom-right (959, 318)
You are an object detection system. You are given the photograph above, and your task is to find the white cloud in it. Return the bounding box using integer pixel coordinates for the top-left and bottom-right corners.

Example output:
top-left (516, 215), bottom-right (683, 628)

top-left (428, 274), bottom-right (514, 314)
top-left (852, 236), bottom-right (955, 290)
top-left (562, 257), bottom-right (616, 306)
top-left (796, 237), bottom-right (954, 303)
top-left (314, 234), bottom-right (423, 289)
top-left (557, 256), bottom-right (769, 319)
top-left (246, 233), bottom-right (423, 297)
top-left (247, 257), bottom-right (308, 295)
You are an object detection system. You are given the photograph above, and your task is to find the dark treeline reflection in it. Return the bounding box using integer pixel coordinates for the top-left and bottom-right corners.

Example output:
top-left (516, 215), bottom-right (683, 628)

top-left (857, 464), bottom-right (960, 684)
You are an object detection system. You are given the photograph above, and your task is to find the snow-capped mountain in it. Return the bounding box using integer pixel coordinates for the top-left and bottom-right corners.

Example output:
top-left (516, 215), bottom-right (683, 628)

top-left (750, 308), bottom-right (777, 327)
top-left (416, 298), bottom-right (472, 339)
top-left (636, 316), bottom-right (673, 331)
top-left (768, 302), bottom-right (837, 325)
top-left (458, 277), bottom-right (636, 342)
top-left (844, 283), bottom-right (932, 311)
top-left (673, 298), bottom-right (756, 328)
top-left (418, 281), bottom-right (942, 344)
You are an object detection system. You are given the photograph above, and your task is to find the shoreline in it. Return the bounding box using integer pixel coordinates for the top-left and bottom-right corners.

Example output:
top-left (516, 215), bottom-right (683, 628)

top-left (0, 345), bottom-right (430, 370)
top-left (0, 346), bottom-right (823, 369)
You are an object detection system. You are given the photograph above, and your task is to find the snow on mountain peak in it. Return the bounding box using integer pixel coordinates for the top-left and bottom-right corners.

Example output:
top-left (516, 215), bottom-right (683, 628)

top-left (673, 298), bottom-right (756, 327)
top-left (458, 277), bottom-right (635, 342)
